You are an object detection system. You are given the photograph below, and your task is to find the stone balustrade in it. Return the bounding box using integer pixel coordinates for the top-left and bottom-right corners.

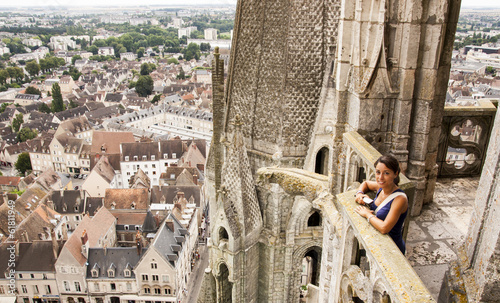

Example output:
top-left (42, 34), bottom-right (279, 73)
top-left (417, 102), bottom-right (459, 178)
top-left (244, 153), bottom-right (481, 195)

top-left (436, 99), bottom-right (496, 177)
top-left (256, 166), bottom-right (433, 302)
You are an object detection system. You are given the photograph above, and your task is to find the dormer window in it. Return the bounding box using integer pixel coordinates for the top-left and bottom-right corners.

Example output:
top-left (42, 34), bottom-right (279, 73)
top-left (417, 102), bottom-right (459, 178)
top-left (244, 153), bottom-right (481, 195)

top-left (131, 202), bottom-right (136, 210)
top-left (151, 155), bottom-right (155, 161)
top-left (111, 202), bottom-right (116, 210)
top-left (163, 153), bottom-right (168, 159)
top-left (142, 155), bottom-right (147, 161)
top-left (91, 269), bottom-right (98, 278)
top-left (133, 156), bottom-right (138, 161)
top-left (125, 156), bottom-right (129, 161)
top-left (108, 269), bottom-right (115, 278)
top-left (74, 205), bottom-right (79, 212)
top-left (124, 269), bottom-right (131, 277)
top-left (172, 153), bottom-right (176, 159)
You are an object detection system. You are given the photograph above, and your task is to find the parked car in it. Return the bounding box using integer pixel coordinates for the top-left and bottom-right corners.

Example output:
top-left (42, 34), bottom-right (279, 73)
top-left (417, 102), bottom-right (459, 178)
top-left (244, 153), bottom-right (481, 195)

top-left (82, 174), bottom-right (87, 180)
top-left (74, 174), bottom-right (79, 178)
top-left (74, 186), bottom-right (79, 190)
top-left (78, 174), bottom-right (83, 179)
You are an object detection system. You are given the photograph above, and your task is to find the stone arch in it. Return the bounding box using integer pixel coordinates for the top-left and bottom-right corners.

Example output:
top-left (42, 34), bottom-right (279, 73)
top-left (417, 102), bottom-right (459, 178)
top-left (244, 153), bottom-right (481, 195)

top-left (288, 240), bottom-right (323, 301)
top-left (307, 211), bottom-right (321, 227)
top-left (315, 146), bottom-right (330, 175)
top-left (286, 197), bottom-right (314, 244)
top-left (340, 265), bottom-right (373, 303)
top-left (372, 278), bottom-right (392, 303)
top-left (216, 262), bottom-right (232, 303)
top-left (218, 226), bottom-right (229, 241)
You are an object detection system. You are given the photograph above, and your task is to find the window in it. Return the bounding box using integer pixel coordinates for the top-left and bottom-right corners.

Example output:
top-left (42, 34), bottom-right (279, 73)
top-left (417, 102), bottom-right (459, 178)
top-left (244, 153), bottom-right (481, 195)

top-left (94, 283), bottom-right (100, 292)
top-left (152, 275), bottom-right (159, 282)
top-left (110, 283), bottom-right (116, 291)
top-left (135, 225), bottom-right (140, 231)
top-left (21, 285), bottom-right (27, 294)
top-left (124, 225), bottom-right (130, 231)
top-left (143, 155), bottom-right (147, 160)
top-left (18, 274), bottom-right (23, 278)
top-left (162, 275), bottom-right (169, 283)
top-left (163, 153), bottom-right (168, 159)
top-left (45, 285), bottom-right (51, 294)
top-left (91, 269), bottom-right (98, 278)
top-left (154, 287), bottom-right (161, 295)
top-left (133, 156), bottom-right (138, 161)
top-left (0, 286), bottom-right (4, 294)
top-left (127, 172), bottom-right (131, 176)
top-left (142, 275), bottom-right (148, 281)
top-left (126, 282), bottom-right (132, 291)
top-left (152, 164), bottom-right (156, 168)
top-left (151, 263), bottom-right (157, 269)
top-left (172, 153), bottom-right (176, 159)
top-left (108, 269), bottom-right (115, 278)
top-left (75, 281), bottom-right (81, 292)
top-left (151, 155), bottom-right (155, 161)
top-left (64, 281), bottom-right (70, 291)
top-left (30, 274), bottom-right (35, 279)
top-left (43, 273), bottom-right (47, 280)
top-left (164, 288), bottom-right (172, 295)
top-left (144, 287), bottom-right (151, 294)
top-left (33, 285), bottom-right (39, 294)
top-left (125, 156), bottom-right (129, 161)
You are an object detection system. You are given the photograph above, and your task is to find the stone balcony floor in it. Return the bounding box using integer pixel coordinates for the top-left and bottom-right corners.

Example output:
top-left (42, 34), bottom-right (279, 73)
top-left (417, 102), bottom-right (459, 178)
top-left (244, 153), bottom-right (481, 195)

top-left (406, 176), bottom-right (480, 301)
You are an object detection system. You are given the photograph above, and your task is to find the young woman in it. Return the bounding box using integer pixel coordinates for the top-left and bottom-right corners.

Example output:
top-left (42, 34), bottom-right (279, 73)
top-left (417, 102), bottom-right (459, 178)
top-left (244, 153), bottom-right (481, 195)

top-left (354, 154), bottom-right (408, 254)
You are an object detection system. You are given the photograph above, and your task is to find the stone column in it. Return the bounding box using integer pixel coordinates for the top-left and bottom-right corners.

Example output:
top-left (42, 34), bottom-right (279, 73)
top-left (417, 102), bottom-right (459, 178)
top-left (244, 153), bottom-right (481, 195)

top-left (440, 108), bottom-right (500, 302)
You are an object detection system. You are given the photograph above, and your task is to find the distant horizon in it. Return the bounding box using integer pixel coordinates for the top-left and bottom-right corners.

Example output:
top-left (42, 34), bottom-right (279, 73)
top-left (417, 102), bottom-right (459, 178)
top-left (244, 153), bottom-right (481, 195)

top-left (0, 0), bottom-right (499, 10)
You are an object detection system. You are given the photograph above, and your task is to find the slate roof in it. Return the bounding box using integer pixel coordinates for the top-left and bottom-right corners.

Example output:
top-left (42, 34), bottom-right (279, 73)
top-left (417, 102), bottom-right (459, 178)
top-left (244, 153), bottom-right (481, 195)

top-left (16, 240), bottom-right (63, 272)
top-left (111, 212), bottom-right (147, 226)
top-left (152, 213), bottom-right (187, 265)
top-left (50, 190), bottom-right (85, 215)
top-left (86, 247), bottom-right (146, 279)
top-left (54, 106), bottom-right (89, 122)
top-left (85, 197), bottom-right (104, 216)
top-left (14, 204), bottom-right (61, 242)
top-left (120, 142), bottom-right (160, 161)
top-left (91, 156), bottom-right (116, 184)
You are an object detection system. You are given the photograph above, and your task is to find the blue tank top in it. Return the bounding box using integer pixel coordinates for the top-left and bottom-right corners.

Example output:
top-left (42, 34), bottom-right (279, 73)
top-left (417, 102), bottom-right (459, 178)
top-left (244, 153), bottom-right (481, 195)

top-left (369, 188), bottom-right (407, 254)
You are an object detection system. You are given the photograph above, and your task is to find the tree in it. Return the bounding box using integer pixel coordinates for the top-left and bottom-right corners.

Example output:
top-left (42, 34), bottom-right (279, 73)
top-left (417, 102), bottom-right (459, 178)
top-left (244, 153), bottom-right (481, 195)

top-left (137, 47), bottom-right (145, 59)
top-left (15, 152), bottom-right (31, 175)
top-left (167, 57), bottom-right (179, 65)
top-left (12, 113), bottom-right (23, 132)
top-left (71, 55), bottom-right (82, 65)
top-left (25, 60), bottom-right (40, 77)
top-left (0, 103), bottom-right (10, 113)
top-left (38, 103), bottom-right (51, 113)
top-left (25, 86), bottom-right (41, 96)
top-left (0, 70), bottom-right (8, 84)
top-left (17, 127), bottom-right (37, 142)
top-left (200, 43), bottom-right (211, 52)
top-left (135, 75), bottom-right (154, 97)
top-left (88, 45), bottom-right (98, 55)
top-left (152, 94), bottom-right (161, 103)
top-left (140, 62), bottom-right (153, 75)
top-left (177, 67), bottom-right (186, 80)
top-left (51, 83), bottom-right (64, 112)
top-left (68, 100), bottom-right (78, 109)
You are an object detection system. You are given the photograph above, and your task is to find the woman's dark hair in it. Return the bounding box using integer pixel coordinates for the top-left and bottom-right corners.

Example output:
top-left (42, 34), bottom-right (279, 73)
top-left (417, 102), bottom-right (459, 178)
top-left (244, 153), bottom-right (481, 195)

top-left (374, 154), bottom-right (401, 185)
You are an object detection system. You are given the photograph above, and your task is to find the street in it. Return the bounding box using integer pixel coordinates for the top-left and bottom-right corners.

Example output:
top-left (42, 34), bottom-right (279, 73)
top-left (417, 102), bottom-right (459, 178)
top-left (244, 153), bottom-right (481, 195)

top-left (184, 244), bottom-right (209, 302)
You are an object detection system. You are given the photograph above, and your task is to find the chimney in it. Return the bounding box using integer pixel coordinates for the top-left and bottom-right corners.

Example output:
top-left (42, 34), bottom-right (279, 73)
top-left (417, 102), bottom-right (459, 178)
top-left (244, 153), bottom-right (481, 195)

top-left (193, 174), bottom-right (198, 185)
top-left (51, 229), bottom-right (59, 259)
top-left (135, 231), bottom-right (142, 255)
top-left (104, 244), bottom-right (107, 256)
top-left (47, 199), bottom-right (54, 210)
top-left (22, 230), bottom-right (29, 242)
top-left (177, 192), bottom-right (185, 200)
top-left (165, 219), bottom-right (174, 232)
top-left (81, 230), bottom-right (88, 245)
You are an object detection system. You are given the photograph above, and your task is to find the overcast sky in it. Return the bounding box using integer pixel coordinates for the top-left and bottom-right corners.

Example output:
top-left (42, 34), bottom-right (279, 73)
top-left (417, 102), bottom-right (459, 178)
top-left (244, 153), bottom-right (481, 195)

top-left (2, 0), bottom-right (500, 9)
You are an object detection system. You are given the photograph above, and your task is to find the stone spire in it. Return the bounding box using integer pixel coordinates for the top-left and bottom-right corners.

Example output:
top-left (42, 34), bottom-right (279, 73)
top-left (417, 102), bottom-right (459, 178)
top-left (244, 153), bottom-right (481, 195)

top-left (220, 114), bottom-right (262, 238)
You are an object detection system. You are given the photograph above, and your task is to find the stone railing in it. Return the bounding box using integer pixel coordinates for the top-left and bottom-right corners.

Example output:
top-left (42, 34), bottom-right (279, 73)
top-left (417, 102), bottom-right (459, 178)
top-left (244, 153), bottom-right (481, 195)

top-left (342, 131), bottom-right (416, 220)
top-left (256, 167), bottom-right (433, 303)
top-left (436, 99), bottom-right (496, 177)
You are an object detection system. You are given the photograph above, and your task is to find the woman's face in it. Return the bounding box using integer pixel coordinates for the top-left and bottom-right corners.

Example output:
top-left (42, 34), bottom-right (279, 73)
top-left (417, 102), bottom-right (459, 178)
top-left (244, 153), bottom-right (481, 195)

top-left (375, 162), bottom-right (398, 188)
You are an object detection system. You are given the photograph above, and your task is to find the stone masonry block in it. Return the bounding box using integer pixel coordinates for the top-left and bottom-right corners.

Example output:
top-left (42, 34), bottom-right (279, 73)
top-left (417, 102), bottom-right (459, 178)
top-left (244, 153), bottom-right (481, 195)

top-left (425, 0), bottom-right (448, 24)
top-left (393, 99), bottom-right (413, 134)
top-left (398, 68), bottom-right (416, 101)
top-left (398, 23), bottom-right (422, 69)
top-left (415, 68), bottom-right (438, 101)
top-left (412, 100), bottom-right (433, 134)
top-left (408, 132), bottom-right (429, 161)
top-left (400, 0), bottom-right (423, 23)
top-left (420, 24), bottom-right (445, 69)
top-left (426, 126), bottom-right (442, 153)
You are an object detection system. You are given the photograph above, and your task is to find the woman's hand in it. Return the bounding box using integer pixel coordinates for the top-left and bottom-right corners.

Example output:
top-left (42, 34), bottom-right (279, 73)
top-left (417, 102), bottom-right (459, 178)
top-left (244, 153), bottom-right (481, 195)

top-left (355, 205), bottom-right (373, 219)
top-left (355, 192), bottom-right (369, 204)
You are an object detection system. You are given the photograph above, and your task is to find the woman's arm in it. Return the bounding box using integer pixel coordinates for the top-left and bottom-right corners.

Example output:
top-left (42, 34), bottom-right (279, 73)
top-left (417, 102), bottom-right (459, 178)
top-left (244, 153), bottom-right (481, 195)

top-left (355, 180), bottom-right (380, 204)
top-left (355, 195), bottom-right (408, 234)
